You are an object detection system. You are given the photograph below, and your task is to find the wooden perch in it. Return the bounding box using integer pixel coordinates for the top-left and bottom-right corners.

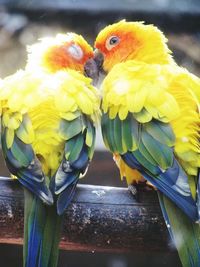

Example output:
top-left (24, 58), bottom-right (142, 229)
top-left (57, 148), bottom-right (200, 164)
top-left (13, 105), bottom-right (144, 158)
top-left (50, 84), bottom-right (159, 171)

top-left (0, 177), bottom-right (172, 253)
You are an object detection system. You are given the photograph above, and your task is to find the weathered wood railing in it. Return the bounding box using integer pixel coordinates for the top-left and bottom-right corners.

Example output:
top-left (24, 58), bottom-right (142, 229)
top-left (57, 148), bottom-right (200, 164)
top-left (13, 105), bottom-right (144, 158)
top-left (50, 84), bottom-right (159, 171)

top-left (0, 177), bottom-right (173, 253)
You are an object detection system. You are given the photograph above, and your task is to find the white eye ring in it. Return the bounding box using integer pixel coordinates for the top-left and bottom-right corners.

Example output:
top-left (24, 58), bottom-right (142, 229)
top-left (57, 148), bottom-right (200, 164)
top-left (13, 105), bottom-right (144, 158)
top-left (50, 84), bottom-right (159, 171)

top-left (67, 44), bottom-right (83, 60)
top-left (106, 36), bottom-right (120, 51)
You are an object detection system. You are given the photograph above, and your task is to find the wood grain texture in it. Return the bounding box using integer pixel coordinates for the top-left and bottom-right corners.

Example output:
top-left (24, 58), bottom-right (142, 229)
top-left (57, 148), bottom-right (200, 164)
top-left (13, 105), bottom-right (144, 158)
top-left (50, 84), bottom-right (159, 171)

top-left (0, 177), bottom-right (172, 253)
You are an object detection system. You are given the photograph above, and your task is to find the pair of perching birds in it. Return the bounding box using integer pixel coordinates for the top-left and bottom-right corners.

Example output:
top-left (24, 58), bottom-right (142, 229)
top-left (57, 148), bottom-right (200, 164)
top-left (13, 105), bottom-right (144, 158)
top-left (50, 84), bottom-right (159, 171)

top-left (0, 20), bottom-right (200, 267)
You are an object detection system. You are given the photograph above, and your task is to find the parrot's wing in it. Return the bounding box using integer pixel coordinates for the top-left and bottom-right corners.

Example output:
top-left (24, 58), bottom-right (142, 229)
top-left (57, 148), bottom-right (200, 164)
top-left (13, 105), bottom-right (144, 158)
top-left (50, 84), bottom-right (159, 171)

top-left (102, 113), bottom-right (198, 221)
top-left (1, 113), bottom-right (53, 205)
top-left (52, 113), bottom-right (96, 215)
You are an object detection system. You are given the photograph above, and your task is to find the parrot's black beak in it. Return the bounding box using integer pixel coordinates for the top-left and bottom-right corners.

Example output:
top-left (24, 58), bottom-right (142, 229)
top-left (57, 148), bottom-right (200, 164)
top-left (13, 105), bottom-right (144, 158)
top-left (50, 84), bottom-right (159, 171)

top-left (84, 49), bottom-right (106, 86)
top-left (93, 49), bottom-right (104, 69)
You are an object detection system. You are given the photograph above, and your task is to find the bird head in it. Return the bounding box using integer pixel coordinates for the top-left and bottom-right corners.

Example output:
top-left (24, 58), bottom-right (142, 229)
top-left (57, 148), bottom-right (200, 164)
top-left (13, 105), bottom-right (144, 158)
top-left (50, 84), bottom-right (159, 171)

top-left (27, 32), bottom-right (94, 73)
top-left (93, 20), bottom-right (173, 73)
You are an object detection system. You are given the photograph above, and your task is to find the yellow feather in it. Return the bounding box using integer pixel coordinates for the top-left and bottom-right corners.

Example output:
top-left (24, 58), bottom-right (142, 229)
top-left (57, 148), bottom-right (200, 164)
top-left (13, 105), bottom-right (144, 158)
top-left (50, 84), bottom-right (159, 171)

top-left (1, 69), bottom-right (100, 174)
top-left (103, 61), bottom-right (180, 122)
top-left (2, 112), bottom-right (23, 129)
top-left (114, 154), bottom-right (144, 184)
top-left (118, 105), bottom-right (128, 120)
top-left (109, 105), bottom-right (118, 119)
top-left (60, 112), bottom-right (79, 121)
top-left (55, 93), bottom-right (76, 112)
top-left (6, 128), bottom-right (14, 149)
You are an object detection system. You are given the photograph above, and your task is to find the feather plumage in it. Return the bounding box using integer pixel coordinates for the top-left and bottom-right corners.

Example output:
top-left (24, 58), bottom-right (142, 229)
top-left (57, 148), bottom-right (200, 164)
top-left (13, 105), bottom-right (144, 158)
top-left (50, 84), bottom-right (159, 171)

top-left (0, 33), bottom-right (100, 267)
top-left (92, 20), bottom-right (200, 267)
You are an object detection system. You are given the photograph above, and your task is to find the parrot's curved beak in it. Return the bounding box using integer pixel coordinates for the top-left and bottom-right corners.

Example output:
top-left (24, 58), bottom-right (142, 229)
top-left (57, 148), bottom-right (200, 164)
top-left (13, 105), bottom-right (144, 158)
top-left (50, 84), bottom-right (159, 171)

top-left (84, 49), bottom-right (106, 86)
top-left (93, 49), bottom-right (104, 69)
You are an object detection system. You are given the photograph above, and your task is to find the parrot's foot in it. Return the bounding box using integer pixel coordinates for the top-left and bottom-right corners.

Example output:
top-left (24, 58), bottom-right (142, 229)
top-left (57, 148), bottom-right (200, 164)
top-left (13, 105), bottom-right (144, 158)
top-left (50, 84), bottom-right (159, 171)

top-left (128, 184), bottom-right (140, 201)
top-left (128, 181), bottom-right (153, 201)
top-left (128, 184), bottom-right (137, 196)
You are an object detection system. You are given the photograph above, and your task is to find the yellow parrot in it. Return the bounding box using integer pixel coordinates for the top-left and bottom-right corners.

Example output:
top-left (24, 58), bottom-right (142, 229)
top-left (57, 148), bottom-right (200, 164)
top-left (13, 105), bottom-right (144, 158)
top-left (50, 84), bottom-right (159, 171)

top-left (85, 20), bottom-right (200, 267)
top-left (0, 33), bottom-right (100, 267)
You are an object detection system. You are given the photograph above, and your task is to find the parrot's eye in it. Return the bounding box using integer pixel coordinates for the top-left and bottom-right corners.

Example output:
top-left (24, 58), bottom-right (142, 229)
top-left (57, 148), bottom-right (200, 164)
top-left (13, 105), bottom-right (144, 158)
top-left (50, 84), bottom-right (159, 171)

top-left (67, 44), bottom-right (83, 60)
top-left (106, 36), bottom-right (120, 50)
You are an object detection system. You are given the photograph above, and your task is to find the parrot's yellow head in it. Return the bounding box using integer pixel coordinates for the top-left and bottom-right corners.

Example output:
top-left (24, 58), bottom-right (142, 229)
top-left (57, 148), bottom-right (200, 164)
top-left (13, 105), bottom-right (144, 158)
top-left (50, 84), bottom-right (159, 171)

top-left (27, 32), bottom-right (94, 73)
top-left (94, 20), bottom-right (173, 72)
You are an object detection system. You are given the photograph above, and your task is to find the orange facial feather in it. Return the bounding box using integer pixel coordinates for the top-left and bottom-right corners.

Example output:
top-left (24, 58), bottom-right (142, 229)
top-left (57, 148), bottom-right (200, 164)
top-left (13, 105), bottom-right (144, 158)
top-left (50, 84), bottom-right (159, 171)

top-left (43, 42), bottom-right (93, 73)
top-left (95, 20), bottom-right (173, 72)
top-left (27, 33), bottom-right (94, 73)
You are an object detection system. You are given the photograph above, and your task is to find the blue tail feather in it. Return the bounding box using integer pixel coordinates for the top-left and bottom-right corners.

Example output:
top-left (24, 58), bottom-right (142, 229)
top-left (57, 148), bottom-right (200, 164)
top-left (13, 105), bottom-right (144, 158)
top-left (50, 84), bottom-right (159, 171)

top-left (24, 190), bottom-right (61, 267)
top-left (24, 192), bottom-right (46, 267)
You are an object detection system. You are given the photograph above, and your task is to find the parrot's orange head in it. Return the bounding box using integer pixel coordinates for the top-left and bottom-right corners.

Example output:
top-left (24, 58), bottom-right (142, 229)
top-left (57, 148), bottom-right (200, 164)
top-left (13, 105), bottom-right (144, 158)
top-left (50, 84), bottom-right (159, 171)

top-left (27, 33), bottom-right (94, 73)
top-left (94, 20), bottom-right (172, 72)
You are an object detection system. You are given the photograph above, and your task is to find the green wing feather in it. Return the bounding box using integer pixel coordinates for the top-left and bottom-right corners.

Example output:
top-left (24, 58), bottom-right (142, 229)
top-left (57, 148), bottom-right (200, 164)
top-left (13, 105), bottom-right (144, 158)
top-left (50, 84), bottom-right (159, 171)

top-left (113, 115), bottom-right (124, 153)
top-left (102, 112), bottom-right (174, 170)
top-left (141, 130), bottom-right (174, 169)
top-left (1, 113), bottom-right (52, 203)
top-left (59, 116), bottom-right (84, 140)
top-left (122, 114), bottom-right (133, 151)
top-left (143, 119), bottom-right (175, 147)
top-left (66, 134), bottom-right (84, 162)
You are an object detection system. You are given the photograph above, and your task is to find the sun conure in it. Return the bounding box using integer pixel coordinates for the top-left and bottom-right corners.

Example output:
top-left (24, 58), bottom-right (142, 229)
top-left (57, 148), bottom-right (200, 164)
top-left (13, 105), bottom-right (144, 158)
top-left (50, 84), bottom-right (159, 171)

top-left (85, 20), bottom-right (200, 267)
top-left (0, 32), bottom-right (100, 267)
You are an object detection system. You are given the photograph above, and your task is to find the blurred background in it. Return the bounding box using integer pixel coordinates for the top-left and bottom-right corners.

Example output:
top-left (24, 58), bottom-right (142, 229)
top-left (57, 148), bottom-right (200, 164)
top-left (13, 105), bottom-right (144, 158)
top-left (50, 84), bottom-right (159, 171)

top-left (0, 0), bottom-right (199, 266)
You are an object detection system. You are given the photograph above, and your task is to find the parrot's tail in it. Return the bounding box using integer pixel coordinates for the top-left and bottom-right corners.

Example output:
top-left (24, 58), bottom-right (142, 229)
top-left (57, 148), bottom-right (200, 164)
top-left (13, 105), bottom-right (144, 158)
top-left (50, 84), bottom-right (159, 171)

top-left (158, 192), bottom-right (200, 267)
top-left (23, 189), bottom-right (63, 267)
